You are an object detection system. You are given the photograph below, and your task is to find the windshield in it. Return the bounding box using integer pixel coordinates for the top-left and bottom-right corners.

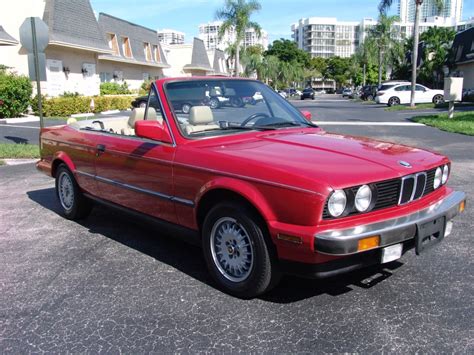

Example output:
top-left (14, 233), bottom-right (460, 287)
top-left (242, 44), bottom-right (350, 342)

top-left (164, 79), bottom-right (313, 138)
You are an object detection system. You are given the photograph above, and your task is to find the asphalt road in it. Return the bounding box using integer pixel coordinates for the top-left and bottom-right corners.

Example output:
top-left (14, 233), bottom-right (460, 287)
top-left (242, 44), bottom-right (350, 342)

top-left (1, 96), bottom-right (473, 352)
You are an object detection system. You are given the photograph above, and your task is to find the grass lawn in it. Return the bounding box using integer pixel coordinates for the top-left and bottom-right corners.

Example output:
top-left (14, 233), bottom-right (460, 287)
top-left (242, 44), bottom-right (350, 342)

top-left (0, 143), bottom-right (40, 159)
top-left (385, 102), bottom-right (474, 112)
top-left (412, 111), bottom-right (474, 136)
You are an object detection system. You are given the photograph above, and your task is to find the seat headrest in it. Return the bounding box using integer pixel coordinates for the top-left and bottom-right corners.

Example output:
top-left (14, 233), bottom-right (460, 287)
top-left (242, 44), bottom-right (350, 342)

top-left (66, 117), bottom-right (77, 125)
top-left (128, 108), bottom-right (145, 127)
top-left (146, 107), bottom-right (157, 121)
top-left (189, 106), bottom-right (214, 125)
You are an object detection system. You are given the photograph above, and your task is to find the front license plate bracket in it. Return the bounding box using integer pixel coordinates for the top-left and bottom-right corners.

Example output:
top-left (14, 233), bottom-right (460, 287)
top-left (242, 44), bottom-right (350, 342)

top-left (415, 216), bottom-right (446, 255)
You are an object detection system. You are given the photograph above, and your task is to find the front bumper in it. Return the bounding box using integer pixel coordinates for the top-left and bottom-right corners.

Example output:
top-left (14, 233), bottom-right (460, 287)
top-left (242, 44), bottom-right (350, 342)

top-left (314, 191), bottom-right (466, 256)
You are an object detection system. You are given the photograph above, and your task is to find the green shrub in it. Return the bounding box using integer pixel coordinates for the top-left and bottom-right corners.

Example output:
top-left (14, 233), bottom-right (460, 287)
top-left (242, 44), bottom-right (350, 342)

top-left (32, 95), bottom-right (132, 117)
top-left (100, 82), bottom-right (131, 95)
top-left (139, 80), bottom-right (153, 96)
top-left (0, 68), bottom-right (33, 118)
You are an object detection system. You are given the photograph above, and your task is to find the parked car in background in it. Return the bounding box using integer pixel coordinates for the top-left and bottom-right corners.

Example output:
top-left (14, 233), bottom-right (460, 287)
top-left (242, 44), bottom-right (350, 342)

top-left (131, 95), bottom-right (148, 108)
top-left (37, 77), bottom-right (466, 298)
top-left (277, 90), bottom-right (288, 99)
top-left (326, 88), bottom-right (335, 94)
top-left (376, 83), bottom-right (444, 106)
top-left (342, 88), bottom-right (353, 98)
top-left (360, 85), bottom-right (378, 101)
top-left (285, 88), bottom-right (302, 97)
top-left (462, 87), bottom-right (474, 102)
top-left (300, 88), bottom-right (315, 100)
top-left (314, 88), bottom-right (326, 94)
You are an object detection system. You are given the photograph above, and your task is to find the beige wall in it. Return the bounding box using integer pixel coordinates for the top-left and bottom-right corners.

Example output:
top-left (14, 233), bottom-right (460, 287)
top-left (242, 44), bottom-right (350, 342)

top-left (97, 60), bottom-right (164, 90)
top-left (45, 46), bottom-right (101, 96)
top-left (162, 45), bottom-right (193, 77)
top-left (0, 0), bottom-right (46, 75)
top-left (458, 63), bottom-right (474, 90)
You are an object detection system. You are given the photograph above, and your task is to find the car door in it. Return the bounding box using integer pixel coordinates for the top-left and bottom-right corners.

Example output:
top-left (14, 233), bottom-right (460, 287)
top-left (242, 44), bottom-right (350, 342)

top-left (394, 85), bottom-right (410, 104)
top-left (93, 85), bottom-right (178, 224)
top-left (415, 85), bottom-right (430, 103)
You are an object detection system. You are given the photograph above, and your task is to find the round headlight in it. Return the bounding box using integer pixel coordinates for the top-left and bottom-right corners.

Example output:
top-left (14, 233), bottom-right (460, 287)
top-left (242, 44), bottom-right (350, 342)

top-left (434, 167), bottom-right (442, 189)
top-left (355, 185), bottom-right (372, 212)
top-left (442, 164), bottom-right (449, 184)
top-left (328, 190), bottom-right (347, 217)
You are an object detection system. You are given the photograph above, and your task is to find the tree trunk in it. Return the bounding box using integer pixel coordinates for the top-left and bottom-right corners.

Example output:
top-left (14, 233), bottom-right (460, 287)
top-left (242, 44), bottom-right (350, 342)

top-left (410, 2), bottom-right (421, 107)
top-left (363, 63), bottom-right (367, 86)
top-left (378, 47), bottom-right (383, 86)
top-left (235, 41), bottom-right (240, 77)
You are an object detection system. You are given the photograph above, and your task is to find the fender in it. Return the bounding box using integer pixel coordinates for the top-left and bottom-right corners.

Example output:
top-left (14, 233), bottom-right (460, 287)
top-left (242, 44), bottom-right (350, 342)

top-left (52, 151), bottom-right (76, 177)
top-left (196, 176), bottom-right (277, 222)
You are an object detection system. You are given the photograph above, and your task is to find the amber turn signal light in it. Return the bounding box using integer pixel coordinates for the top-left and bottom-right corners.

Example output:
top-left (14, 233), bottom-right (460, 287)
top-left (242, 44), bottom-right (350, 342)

top-left (277, 234), bottom-right (302, 245)
top-left (459, 200), bottom-right (465, 213)
top-left (357, 235), bottom-right (380, 252)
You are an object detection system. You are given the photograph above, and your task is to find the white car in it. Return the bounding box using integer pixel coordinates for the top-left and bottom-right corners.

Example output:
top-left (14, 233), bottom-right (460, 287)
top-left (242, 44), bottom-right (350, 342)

top-left (375, 83), bottom-right (444, 106)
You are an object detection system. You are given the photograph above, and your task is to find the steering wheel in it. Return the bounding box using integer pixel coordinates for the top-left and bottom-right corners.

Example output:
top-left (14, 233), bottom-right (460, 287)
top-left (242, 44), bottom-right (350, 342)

top-left (240, 112), bottom-right (270, 127)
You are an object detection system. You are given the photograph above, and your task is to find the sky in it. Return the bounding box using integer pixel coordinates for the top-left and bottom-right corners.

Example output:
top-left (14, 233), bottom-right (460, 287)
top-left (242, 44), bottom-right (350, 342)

top-left (90, 0), bottom-right (474, 43)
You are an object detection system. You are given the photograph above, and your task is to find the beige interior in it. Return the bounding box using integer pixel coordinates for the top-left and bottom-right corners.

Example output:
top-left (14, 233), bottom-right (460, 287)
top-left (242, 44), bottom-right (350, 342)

top-left (69, 108), bottom-right (161, 136)
top-left (185, 106), bottom-right (219, 134)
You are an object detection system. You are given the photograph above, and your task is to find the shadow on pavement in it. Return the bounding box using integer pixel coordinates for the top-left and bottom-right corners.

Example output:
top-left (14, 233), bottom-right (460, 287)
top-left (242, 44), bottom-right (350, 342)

top-left (27, 187), bottom-right (404, 303)
top-left (5, 136), bottom-right (30, 144)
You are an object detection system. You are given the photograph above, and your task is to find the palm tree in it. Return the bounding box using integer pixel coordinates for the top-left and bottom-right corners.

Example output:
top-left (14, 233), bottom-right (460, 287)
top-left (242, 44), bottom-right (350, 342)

top-left (379, 0), bottom-right (444, 107)
top-left (216, 0), bottom-right (262, 77)
top-left (368, 14), bottom-right (399, 86)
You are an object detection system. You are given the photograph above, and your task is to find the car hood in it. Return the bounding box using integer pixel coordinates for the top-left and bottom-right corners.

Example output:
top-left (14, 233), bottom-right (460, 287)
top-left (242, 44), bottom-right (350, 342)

top-left (199, 129), bottom-right (447, 192)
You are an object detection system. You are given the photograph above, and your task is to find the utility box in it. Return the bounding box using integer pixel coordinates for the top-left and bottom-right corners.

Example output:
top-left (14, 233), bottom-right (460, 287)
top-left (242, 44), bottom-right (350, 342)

top-left (444, 77), bottom-right (464, 102)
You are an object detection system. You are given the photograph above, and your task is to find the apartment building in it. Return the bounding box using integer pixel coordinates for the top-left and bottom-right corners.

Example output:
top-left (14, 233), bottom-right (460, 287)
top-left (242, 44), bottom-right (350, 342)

top-left (291, 18), bottom-right (360, 58)
top-left (157, 29), bottom-right (185, 45)
top-left (399, 0), bottom-right (463, 23)
top-left (198, 21), bottom-right (268, 51)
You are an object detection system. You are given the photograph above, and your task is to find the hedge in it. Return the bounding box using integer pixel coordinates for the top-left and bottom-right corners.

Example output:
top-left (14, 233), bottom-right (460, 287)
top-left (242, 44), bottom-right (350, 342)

top-left (100, 82), bottom-right (131, 95)
top-left (32, 95), bottom-right (134, 117)
top-left (0, 68), bottom-right (33, 118)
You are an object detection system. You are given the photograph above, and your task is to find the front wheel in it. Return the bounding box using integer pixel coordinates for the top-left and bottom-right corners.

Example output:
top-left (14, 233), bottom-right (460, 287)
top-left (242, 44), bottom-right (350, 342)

top-left (433, 94), bottom-right (444, 105)
top-left (55, 164), bottom-right (92, 220)
top-left (209, 97), bottom-right (220, 109)
top-left (202, 202), bottom-right (280, 298)
top-left (387, 96), bottom-right (400, 106)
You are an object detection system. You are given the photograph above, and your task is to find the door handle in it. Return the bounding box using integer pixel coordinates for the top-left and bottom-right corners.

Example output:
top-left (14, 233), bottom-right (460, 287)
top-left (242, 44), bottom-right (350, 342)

top-left (96, 144), bottom-right (106, 157)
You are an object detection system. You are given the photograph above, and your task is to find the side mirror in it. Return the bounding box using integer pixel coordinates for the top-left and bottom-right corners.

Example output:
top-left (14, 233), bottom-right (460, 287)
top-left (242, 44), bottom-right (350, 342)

top-left (301, 110), bottom-right (312, 121)
top-left (135, 120), bottom-right (173, 144)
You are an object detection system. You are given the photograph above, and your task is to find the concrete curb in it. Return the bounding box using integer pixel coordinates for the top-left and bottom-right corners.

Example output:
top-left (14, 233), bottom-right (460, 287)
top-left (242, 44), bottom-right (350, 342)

top-left (0, 116), bottom-right (40, 124)
top-left (71, 113), bottom-right (95, 118)
top-left (1, 159), bottom-right (38, 166)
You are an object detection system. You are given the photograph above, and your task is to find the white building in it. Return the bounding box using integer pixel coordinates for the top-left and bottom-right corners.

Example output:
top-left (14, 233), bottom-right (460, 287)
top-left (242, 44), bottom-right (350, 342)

top-left (157, 29), bottom-right (185, 45)
top-left (399, 0), bottom-right (463, 23)
top-left (291, 18), bottom-right (360, 58)
top-left (198, 21), bottom-right (268, 51)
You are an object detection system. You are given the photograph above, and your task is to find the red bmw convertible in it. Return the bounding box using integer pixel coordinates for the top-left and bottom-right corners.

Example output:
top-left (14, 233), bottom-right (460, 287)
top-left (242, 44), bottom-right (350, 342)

top-left (37, 77), bottom-right (466, 298)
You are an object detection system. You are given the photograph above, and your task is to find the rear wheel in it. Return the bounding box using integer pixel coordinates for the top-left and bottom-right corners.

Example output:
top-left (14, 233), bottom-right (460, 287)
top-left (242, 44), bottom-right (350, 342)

top-left (202, 202), bottom-right (280, 298)
top-left (388, 96), bottom-right (400, 106)
top-left (182, 103), bottom-right (191, 114)
top-left (55, 164), bottom-right (92, 220)
top-left (433, 94), bottom-right (444, 105)
top-left (209, 97), bottom-right (220, 109)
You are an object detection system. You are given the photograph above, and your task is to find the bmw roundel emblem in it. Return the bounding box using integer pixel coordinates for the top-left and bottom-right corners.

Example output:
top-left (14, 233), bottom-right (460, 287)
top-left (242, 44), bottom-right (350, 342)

top-left (399, 160), bottom-right (412, 168)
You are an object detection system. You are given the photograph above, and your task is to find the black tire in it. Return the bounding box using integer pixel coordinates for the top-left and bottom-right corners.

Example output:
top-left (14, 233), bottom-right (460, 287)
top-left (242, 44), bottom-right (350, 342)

top-left (433, 94), bottom-right (444, 105)
top-left (55, 164), bottom-right (92, 220)
top-left (209, 97), bottom-right (220, 109)
top-left (182, 103), bottom-right (191, 114)
top-left (301, 96), bottom-right (304, 100)
top-left (230, 97), bottom-right (244, 108)
top-left (387, 96), bottom-right (400, 106)
top-left (202, 202), bottom-right (281, 298)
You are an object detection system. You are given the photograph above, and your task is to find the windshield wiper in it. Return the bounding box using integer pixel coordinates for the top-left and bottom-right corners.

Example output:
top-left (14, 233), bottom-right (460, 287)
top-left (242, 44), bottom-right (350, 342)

top-left (258, 121), bottom-right (318, 128)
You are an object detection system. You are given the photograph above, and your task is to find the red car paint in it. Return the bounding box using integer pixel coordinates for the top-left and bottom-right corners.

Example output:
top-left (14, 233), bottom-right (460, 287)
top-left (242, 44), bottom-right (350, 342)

top-left (37, 77), bottom-right (461, 267)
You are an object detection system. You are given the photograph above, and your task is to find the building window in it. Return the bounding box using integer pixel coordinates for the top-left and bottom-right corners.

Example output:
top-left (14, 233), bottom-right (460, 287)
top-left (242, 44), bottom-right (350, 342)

top-left (144, 42), bottom-right (152, 61)
top-left (100, 72), bottom-right (112, 82)
top-left (107, 33), bottom-right (119, 55)
top-left (122, 37), bottom-right (132, 58)
top-left (153, 45), bottom-right (160, 62)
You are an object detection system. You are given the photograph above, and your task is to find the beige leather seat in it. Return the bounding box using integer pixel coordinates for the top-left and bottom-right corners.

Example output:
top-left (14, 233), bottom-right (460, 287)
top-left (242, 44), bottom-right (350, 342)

top-left (185, 106), bottom-right (219, 135)
top-left (121, 107), bottom-right (161, 135)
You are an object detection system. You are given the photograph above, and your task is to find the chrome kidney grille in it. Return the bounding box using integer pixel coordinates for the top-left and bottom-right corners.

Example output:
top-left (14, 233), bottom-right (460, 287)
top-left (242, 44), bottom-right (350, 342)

top-left (322, 167), bottom-right (439, 219)
top-left (398, 172), bottom-right (427, 205)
